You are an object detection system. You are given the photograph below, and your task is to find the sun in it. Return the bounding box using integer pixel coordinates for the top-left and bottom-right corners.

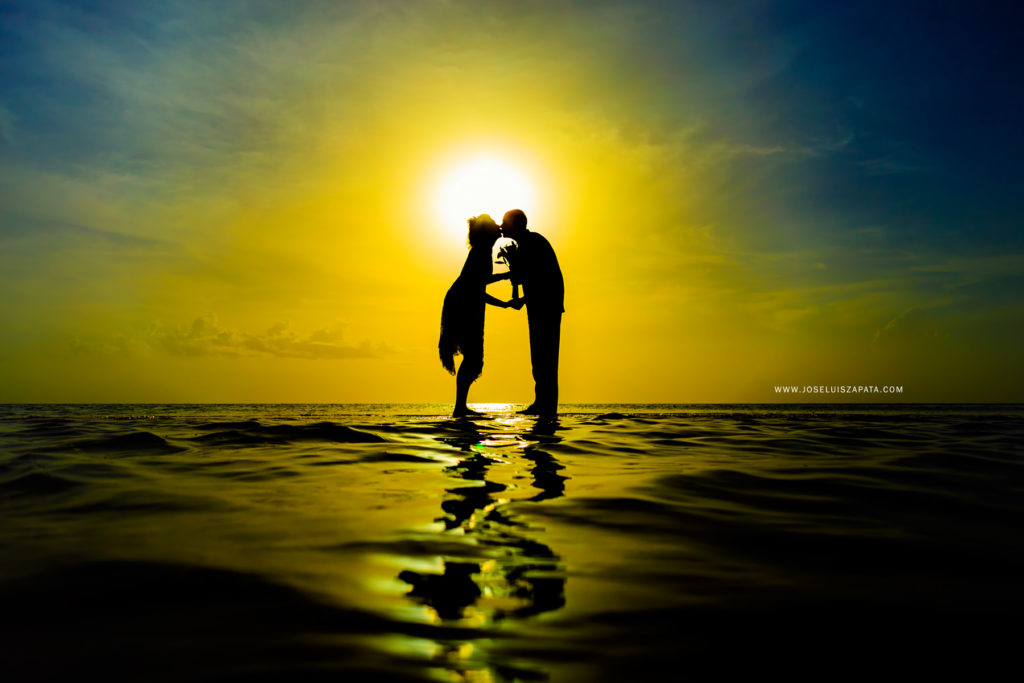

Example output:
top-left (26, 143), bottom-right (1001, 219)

top-left (435, 156), bottom-right (535, 234)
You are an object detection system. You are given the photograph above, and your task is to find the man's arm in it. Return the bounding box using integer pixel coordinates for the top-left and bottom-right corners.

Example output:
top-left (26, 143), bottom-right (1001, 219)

top-left (484, 294), bottom-right (514, 308)
top-left (486, 271), bottom-right (511, 284)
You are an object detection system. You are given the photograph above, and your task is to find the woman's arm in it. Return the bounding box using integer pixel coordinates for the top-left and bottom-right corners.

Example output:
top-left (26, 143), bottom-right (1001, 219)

top-left (484, 294), bottom-right (514, 308)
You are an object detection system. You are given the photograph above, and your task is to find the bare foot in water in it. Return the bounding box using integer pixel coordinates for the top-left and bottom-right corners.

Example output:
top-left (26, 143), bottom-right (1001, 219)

top-left (452, 406), bottom-right (483, 418)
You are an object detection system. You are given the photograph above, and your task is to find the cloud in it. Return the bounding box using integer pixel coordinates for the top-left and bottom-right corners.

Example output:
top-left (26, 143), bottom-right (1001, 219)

top-left (871, 305), bottom-right (950, 350)
top-left (0, 103), bottom-right (15, 144)
top-left (1, 216), bottom-right (164, 247)
top-left (910, 253), bottom-right (1024, 281)
top-left (66, 314), bottom-right (390, 361)
top-left (857, 156), bottom-right (924, 176)
top-left (149, 315), bottom-right (389, 360)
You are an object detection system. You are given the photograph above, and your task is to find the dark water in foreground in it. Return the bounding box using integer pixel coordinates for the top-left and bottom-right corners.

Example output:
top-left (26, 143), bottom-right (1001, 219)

top-left (2, 403), bottom-right (1024, 681)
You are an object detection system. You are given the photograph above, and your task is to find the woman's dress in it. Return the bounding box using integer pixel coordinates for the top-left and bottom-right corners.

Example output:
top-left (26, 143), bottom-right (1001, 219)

top-left (438, 245), bottom-right (492, 377)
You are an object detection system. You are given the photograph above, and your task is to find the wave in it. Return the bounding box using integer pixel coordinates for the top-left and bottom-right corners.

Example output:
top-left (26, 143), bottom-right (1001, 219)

top-left (64, 431), bottom-right (183, 453)
top-left (0, 471), bottom-right (84, 497)
top-left (2, 404), bottom-right (1023, 680)
top-left (190, 421), bottom-right (386, 447)
top-left (0, 559), bottom-right (491, 681)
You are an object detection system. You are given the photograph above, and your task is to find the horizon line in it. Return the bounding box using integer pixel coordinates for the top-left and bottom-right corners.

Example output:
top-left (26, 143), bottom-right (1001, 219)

top-left (2, 401), bottom-right (1022, 407)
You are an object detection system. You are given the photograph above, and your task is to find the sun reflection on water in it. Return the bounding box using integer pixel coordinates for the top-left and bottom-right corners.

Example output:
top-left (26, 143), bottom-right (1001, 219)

top-left (387, 413), bottom-right (568, 680)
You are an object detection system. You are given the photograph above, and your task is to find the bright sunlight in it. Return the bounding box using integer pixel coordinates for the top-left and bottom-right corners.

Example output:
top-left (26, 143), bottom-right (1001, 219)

top-left (435, 156), bottom-right (536, 233)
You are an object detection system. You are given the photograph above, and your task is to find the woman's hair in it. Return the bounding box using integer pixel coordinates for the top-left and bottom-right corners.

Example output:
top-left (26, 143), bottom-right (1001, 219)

top-left (467, 214), bottom-right (500, 248)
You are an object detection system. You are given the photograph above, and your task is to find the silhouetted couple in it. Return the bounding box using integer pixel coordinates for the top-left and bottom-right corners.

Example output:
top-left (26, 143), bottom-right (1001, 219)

top-left (439, 209), bottom-right (564, 419)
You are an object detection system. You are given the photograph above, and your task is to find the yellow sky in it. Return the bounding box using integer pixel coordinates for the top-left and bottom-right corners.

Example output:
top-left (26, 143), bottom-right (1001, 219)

top-left (1, 2), bottom-right (1021, 402)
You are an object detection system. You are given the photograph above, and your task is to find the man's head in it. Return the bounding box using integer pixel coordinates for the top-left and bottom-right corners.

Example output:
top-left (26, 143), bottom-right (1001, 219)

top-left (500, 209), bottom-right (528, 240)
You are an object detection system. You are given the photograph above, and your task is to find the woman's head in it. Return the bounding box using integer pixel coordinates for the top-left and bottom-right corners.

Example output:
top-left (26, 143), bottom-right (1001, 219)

top-left (467, 214), bottom-right (500, 248)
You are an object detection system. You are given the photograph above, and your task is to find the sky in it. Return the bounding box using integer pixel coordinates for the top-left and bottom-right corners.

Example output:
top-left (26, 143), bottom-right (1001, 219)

top-left (1, 0), bottom-right (1022, 403)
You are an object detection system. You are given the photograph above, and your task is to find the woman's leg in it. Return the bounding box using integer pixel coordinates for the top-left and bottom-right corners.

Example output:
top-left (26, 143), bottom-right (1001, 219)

top-left (453, 351), bottom-right (483, 416)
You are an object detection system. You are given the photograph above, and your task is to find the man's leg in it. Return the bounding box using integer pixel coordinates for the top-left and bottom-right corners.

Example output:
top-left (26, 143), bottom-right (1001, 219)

top-left (531, 311), bottom-right (561, 415)
top-left (523, 314), bottom-right (543, 412)
top-left (546, 312), bottom-right (561, 413)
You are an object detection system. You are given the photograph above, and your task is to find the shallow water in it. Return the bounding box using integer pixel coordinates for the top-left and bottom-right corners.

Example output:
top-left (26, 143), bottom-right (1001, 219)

top-left (3, 403), bottom-right (1024, 680)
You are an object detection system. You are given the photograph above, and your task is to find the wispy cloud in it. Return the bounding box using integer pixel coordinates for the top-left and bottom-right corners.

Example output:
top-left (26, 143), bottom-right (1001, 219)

top-left (0, 103), bottom-right (15, 144)
top-left (70, 315), bottom-right (390, 360)
top-left (909, 253), bottom-right (1024, 279)
top-left (1, 216), bottom-right (164, 247)
top-left (871, 303), bottom-right (955, 350)
top-left (151, 315), bottom-right (390, 360)
top-left (857, 156), bottom-right (925, 176)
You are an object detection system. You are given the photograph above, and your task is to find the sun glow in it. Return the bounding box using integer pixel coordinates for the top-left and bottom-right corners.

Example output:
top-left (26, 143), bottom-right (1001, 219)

top-left (435, 156), bottom-right (535, 234)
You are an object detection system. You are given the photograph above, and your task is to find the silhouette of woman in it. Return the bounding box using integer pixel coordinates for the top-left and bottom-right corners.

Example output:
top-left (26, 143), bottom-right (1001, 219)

top-left (439, 215), bottom-right (512, 417)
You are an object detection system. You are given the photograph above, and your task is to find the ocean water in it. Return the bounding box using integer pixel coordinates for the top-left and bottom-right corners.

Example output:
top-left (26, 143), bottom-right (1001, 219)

top-left (2, 403), bottom-right (1023, 681)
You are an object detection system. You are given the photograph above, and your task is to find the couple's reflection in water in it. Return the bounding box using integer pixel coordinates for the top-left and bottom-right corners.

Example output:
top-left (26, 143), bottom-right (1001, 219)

top-left (398, 417), bottom-right (567, 676)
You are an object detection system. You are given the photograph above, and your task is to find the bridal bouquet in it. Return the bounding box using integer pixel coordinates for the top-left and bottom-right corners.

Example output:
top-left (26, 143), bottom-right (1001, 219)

top-left (496, 242), bottom-right (521, 301)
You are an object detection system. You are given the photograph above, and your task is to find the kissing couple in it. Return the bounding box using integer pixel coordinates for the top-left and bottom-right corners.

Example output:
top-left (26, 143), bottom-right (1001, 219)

top-left (438, 209), bottom-right (564, 419)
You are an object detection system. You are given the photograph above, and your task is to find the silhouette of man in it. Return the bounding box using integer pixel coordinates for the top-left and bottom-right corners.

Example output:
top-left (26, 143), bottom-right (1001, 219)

top-left (500, 209), bottom-right (564, 417)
